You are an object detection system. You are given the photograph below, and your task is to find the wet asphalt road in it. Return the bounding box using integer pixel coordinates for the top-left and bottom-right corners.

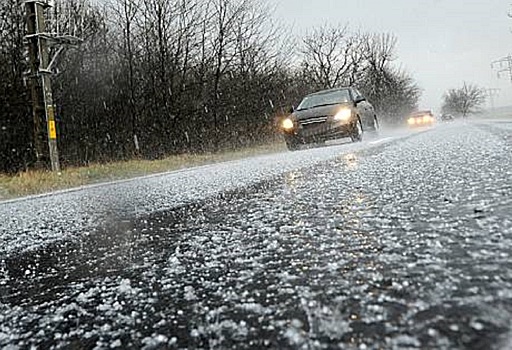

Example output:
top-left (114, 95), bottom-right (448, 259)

top-left (1, 120), bottom-right (512, 349)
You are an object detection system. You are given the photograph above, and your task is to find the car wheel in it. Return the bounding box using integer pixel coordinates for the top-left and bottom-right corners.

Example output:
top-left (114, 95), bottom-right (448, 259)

top-left (285, 136), bottom-right (301, 151)
top-left (373, 115), bottom-right (379, 131)
top-left (350, 118), bottom-right (363, 142)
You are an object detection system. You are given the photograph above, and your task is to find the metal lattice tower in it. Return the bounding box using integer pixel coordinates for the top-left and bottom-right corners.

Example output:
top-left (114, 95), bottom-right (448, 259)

top-left (491, 55), bottom-right (512, 83)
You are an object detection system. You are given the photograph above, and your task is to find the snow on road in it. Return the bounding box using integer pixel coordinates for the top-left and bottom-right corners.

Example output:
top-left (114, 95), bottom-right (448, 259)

top-left (0, 120), bottom-right (511, 349)
top-left (0, 134), bottom-right (389, 258)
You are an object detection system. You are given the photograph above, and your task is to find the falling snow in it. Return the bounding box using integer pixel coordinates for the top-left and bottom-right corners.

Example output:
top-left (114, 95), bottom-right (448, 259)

top-left (0, 120), bottom-right (511, 349)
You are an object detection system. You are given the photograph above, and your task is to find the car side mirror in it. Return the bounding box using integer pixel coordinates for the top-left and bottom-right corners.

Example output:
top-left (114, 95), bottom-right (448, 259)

top-left (287, 106), bottom-right (295, 114)
top-left (354, 96), bottom-right (365, 104)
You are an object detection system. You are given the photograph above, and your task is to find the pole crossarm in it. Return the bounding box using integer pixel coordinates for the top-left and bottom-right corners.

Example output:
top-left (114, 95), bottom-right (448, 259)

top-left (491, 55), bottom-right (512, 83)
top-left (23, 0), bottom-right (52, 8)
top-left (25, 33), bottom-right (83, 46)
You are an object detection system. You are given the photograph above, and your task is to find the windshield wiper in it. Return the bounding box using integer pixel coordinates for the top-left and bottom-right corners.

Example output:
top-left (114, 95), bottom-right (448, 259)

top-left (297, 102), bottom-right (343, 111)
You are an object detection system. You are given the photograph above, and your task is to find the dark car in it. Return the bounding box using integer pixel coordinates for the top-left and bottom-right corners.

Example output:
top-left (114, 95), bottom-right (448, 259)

top-left (440, 113), bottom-right (454, 122)
top-left (280, 87), bottom-right (378, 150)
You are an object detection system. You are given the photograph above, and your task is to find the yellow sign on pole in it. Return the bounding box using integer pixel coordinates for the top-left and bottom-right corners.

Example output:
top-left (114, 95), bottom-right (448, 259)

top-left (47, 106), bottom-right (57, 139)
top-left (48, 120), bottom-right (57, 140)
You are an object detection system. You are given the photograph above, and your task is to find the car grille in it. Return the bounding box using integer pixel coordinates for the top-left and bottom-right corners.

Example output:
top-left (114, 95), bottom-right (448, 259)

top-left (299, 116), bottom-right (328, 126)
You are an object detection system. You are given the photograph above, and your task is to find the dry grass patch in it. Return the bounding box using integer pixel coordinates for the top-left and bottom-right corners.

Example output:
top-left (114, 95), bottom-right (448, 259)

top-left (0, 143), bottom-right (286, 200)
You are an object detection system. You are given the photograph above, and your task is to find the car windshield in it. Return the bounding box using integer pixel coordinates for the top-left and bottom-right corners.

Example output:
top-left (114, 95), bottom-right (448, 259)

top-left (297, 89), bottom-right (351, 110)
top-left (410, 111), bottom-right (432, 117)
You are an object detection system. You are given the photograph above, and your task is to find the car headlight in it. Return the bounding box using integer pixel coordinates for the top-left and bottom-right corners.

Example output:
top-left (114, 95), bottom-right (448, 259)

top-left (407, 118), bottom-right (416, 125)
top-left (333, 108), bottom-right (352, 121)
top-left (282, 118), bottom-right (294, 131)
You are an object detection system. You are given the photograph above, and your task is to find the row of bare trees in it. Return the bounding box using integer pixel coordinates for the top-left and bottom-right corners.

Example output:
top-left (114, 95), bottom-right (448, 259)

top-left (0, 0), bottom-right (31, 172)
top-left (299, 25), bottom-right (420, 120)
top-left (44, 0), bottom-right (291, 164)
top-left (0, 0), bottom-right (421, 173)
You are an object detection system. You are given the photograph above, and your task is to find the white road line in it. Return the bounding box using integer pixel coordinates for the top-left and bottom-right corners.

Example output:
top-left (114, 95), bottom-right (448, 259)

top-left (0, 158), bottom-right (250, 205)
top-left (369, 137), bottom-right (394, 145)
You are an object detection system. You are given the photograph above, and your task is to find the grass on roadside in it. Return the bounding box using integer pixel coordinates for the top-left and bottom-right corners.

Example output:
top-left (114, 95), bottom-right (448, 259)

top-left (0, 142), bottom-right (287, 200)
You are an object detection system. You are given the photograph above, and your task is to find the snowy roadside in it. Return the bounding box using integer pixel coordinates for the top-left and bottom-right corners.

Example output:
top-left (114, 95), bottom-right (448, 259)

top-left (0, 144), bottom-right (287, 201)
top-left (0, 138), bottom-right (389, 258)
top-left (1, 121), bottom-right (511, 349)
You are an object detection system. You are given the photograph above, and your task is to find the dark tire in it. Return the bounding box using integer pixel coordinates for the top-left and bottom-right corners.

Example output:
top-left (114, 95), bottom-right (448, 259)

top-left (350, 118), bottom-right (363, 142)
top-left (285, 136), bottom-right (301, 151)
top-left (372, 115), bottom-right (380, 131)
top-left (367, 115), bottom-right (380, 135)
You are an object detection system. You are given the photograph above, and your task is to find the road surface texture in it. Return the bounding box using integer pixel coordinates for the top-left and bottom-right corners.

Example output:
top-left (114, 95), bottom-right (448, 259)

top-left (1, 120), bottom-right (511, 349)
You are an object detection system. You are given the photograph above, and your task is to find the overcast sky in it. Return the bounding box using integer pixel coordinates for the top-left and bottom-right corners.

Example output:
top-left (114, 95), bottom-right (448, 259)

top-left (274, 0), bottom-right (512, 110)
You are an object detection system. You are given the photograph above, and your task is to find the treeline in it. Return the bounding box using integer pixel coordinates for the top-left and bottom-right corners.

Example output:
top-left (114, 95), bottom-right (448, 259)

top-left (0, 0), bottom-right (420, 173)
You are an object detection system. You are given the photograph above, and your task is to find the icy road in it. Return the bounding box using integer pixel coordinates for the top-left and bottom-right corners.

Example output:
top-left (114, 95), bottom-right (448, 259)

top-left (1, 120), bottom-right (512, 349)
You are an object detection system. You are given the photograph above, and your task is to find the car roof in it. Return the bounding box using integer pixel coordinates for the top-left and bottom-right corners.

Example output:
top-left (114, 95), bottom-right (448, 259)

top-left (307, 87), bottom-right (352, 96)
top-left (410, 110), bottom-right (432, 116)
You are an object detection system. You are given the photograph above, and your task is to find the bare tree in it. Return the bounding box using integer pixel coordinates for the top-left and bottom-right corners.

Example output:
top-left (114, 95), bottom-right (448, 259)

top-left (299, 26), bottom-right (420, 123)
top-left (364, 33), bottom-right (397, 72)
top-left (46, 0), bottom-right (112, 164)
top-left (226, 1), bottom-right (287, 144)
top-left (0, 0), bottom-right (32, 172)
top-left (358, 32), bottom-right (420, 122)
top-left (46, 0), bottom-right (102, 39)
top-left (363, 67), bottom-right (420, 123)
top-left (442, 83), bottom-right (486, 118)
top-left (301, 25), bottom-right (366, 89)
top-left (108, 0), bottom-right (141, 153)
top-left (207, 0), bottom-right (253, 135)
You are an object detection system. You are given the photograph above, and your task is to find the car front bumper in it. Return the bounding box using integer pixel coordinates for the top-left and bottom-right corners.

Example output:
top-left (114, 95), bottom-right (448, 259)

top-left (284, 120), bottom-right (353, 142)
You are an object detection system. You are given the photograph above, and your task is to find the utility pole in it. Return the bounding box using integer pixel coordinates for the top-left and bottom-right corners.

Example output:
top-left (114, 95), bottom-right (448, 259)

top-left (24, 0), bottom-right (60, 171)
top-left (491, 55), bottom-right (512, 83)
top-left (24, 0), bottom-right (81, 171)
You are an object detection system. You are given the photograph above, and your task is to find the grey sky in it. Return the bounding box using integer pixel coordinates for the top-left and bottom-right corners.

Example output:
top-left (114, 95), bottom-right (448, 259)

top-left (274, 0), bottom-right (512, 110)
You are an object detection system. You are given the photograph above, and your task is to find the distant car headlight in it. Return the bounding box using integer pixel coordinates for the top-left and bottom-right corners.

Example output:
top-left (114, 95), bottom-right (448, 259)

top-left (333, 108), bottom-right (352, 121)
top-left (408, 118), bottom-right (416, 125)
top-left (282, 118), bottom-right (294, 131)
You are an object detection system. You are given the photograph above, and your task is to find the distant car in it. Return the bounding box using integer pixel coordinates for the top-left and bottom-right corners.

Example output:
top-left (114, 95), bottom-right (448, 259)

top-left (279, 87), bottom-right (379, 151)
top-left (440, 113), bottom-right (454, 122)
top-left (407, 110), bottom-right (435, 127)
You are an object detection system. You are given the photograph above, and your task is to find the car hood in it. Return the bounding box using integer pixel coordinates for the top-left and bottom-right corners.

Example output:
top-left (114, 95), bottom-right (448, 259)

top-left (293, 103), bottom-right (351, 120)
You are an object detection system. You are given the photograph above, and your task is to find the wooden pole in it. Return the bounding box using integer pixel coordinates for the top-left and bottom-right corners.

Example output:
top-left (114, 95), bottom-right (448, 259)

top-left (24, 0), bottom-right (60, 172)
